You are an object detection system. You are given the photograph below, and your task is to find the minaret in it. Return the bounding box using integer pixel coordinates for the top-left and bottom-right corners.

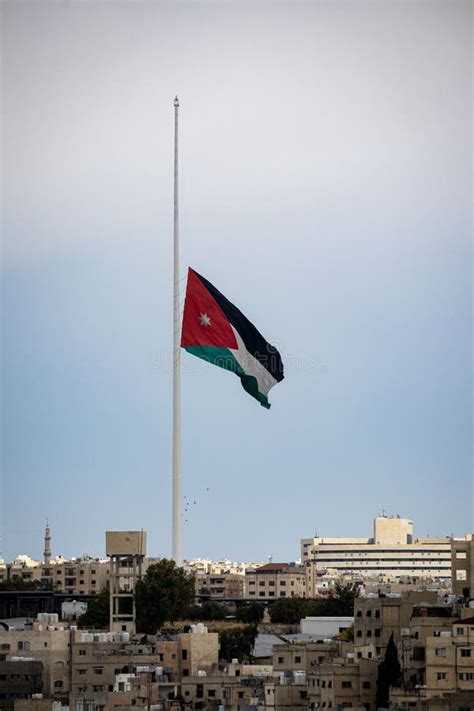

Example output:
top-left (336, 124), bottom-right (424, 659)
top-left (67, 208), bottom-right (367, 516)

top-left (44, 520), bottom-right (51, 565)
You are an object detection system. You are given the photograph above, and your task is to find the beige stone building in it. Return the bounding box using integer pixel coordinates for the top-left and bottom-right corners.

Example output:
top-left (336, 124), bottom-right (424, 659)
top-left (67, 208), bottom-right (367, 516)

top-left (194, 573), bottom-right (245, 600)
top-left (353, 591), bottom-right (439, 658)
top-left (70, 629), bottom-right (219, 709)
top-left (303, 517), bottom-right (456, 584)
top-left (307, 656), bottom-right (379, 711)
top-left (272, 640), bottom-right (350, 673)
top-left (246, 563), bottom-right (306, 600)
top-left (0, 618), bottom-right (71, 701)
top-left (390, 615), bottom-right (474, 709)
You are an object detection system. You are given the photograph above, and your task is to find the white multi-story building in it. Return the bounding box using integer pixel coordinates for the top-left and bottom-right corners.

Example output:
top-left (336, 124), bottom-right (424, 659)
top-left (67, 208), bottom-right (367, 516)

top-left (303, 516), bottom-right (455, 586)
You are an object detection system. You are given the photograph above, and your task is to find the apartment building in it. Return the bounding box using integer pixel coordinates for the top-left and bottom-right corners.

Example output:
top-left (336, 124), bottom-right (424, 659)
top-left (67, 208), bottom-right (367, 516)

top-left (194, 573), bottom-right (245, 600)
top-left (353, 591), bottom-right (438, 658)
top-left (303, 517), bottom-right (455, 584)
top-left (390, 615), bottom-right (474, 709)
top-left (272, 641), bottom-right (349, 673)
top-left (246, 563), bottom-right (306, 600)
top-left (0, 660), bottom-right (43, 710)
top-left (70, 628), bottom-right (219, 710)
top-left (307, 657), bottom-right (379, 711)
top-left (0, 617), bottom-right (71, 700)
top-left (451, 536), bottom-right (474, 597)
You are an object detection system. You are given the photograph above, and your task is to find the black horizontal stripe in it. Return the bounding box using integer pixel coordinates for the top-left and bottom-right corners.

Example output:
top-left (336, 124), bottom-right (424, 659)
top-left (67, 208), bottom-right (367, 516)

top-left (193, 269), bottom-right (284, 382)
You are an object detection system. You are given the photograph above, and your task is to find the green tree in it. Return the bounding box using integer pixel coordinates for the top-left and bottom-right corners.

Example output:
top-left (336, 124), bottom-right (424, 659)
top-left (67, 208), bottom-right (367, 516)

top-left (219, 624), bottom-right (258, 662)
top-left (135, 559), bottom-right (195, 633)
top-left (0, 576), bottom-right (45, 592)
top-left (185, 601), bottom-right (227, 621)
top-left (330, 582), bottom-right (360, 615)
top-left (235, 603), bottom-right (265, 624)
top-left (338, 623), bottom-right (354, 642)
top-left (376, 633), bottom-right (402, 709)
top-left (79, 589), bottom-right (109, 629)
top-left (269, 597), bottom-right (309, 624)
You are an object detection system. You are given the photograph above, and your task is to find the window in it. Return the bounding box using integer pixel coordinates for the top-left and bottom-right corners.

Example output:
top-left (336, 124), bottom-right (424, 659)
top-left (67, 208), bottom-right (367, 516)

top-left (437, 672), bottom-right (447, 681)
top-left (366, 610), bottom-right (372, 618)
top-left (356, 631), bottom-right (362, 638)
top-left (182, 669), bottom-right (189, 677)
top-left (54, 680), bottom-right (63, 689)
top-left (374, 629), bottom-right (381, 638)
top-left (79, 650), bottom-right (86, 656)
top-left (457, 628), bottom-right (465, 636)
top-left (367, 630), bottom-right (372, 638)
top-left (459, 672), bottom-right (474, 681)
top-left (278, 657), bottom-right (284, 664)
top-left (362, 681), bottom-right (370, 690)
top-left (197, 684), bottom-right (203, 699)
top-left (342, 681), bottom-right (352, 689)
top-left (78, 669), bottom-right (86, 676)
top-left (208, 690), bottom-right (216, 698)
top-left (269, 581), bottom-right (275, 586)
top-left (93, 667), bottom-right (103, 675)
top-left (356, 611), bottom-right (362, 617)
top-left (259, 581), bottom-right (265, 587)
top-left (93, 685), bottom-right (103, 693)
top-left (295, 656), bottom-right (301, 663)
top-left (280, 580), bottom-right (286, 585)
top-left (456, 551), bottom-right (467, 559)
top-left (281, 592), bottom-right (286, 597)
top-left (328, 681), bottom-right (332, 688)
top-left (238, 692), bottom-right (244, 699)
top-left (259, 592), bottom-right (265, 597)
top-left (182, 650), bottom-right (188, 661)
top-left (269, 591), bottom-right (275, 597)
top-left (435, 648), bottom-right (446, 657)
top-left (375, 610), bottom-right (381, 619)
top-left (460, 649), bottom-right (471, 658)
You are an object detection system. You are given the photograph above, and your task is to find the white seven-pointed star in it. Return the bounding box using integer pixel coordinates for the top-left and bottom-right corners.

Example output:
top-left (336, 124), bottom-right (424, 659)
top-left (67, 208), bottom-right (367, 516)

top-left (199, 312), bottom-right (211, 327)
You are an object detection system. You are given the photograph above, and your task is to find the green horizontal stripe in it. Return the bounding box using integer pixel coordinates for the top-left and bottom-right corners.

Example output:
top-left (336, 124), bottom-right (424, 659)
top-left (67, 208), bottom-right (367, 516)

top-left (184, 346), bottom-right (270, 409)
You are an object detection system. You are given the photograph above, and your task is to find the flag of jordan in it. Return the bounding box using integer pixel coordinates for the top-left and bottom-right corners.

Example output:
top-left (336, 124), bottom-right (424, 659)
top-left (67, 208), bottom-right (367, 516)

top-left (181, 268), bottom-right (284, 409)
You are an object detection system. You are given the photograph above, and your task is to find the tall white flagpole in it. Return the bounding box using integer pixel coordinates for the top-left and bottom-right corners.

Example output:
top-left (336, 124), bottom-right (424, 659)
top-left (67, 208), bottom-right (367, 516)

top-left (172, 95), bottom-right (182, 565)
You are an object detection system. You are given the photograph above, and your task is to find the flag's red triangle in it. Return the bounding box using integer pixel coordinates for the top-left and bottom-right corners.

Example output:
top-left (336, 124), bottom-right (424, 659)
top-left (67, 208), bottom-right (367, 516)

top-left (181, 268), bottom-right (238, 349)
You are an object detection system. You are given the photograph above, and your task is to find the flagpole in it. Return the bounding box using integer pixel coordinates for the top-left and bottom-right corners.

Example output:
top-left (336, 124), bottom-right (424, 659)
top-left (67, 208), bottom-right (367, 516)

top-left (172, 95), bottom-right (182, 565)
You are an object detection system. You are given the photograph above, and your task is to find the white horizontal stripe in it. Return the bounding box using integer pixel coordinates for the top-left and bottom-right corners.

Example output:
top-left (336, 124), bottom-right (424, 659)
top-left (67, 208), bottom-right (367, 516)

top-left (230, 326), bottom-right (278, 396)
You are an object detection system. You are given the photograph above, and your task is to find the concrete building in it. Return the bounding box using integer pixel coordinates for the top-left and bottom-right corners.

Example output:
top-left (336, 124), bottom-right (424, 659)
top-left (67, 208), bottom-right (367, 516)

top-left (0, 660), bottom-right (43, 709)
top-left (246, 563), bottom-right (306, 600)
top-left (70, 627), bottom-right (219, 710)
top-left (272, 640), bottom-right (349, 673)
top-left (105, 531), bottom-right (146, 634)
top-left (307, 656), bottom-right (379, 711)
top-left (194, 573), bottom-right (245, 600)
top-left (0, 616), bottom-right (72, 701)
top-left (451, 536), bottom-right (474, 598)
top-left (390, 615), bottom-right (474, 708)
top-left (353, 591), bottom-right (439, 658)
top-left (303, 516), bottom-right (455, 585)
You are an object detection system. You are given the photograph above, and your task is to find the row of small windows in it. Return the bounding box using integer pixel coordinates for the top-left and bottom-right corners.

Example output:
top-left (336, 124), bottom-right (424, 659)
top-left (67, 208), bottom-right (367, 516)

top-left (307, 549), bottom-right (450, 555)
top-left (312, 565), bottom-right (450, 571)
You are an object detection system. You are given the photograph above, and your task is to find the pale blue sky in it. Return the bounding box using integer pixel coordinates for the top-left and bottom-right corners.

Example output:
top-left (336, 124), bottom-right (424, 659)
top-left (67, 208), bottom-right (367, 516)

top-left (1, 0), bottom-right (472, 563)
